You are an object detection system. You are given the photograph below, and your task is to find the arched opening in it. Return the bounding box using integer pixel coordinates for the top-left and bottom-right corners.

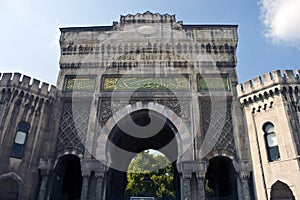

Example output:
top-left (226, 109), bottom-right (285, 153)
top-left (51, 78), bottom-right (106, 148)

top-left (49, 154), bottom-right (83, 200)
top-left (271, 181), bottom-right (295, 200)
top-left (205, 156), bottom-right (238, 199)
top-left (263, 122), bottom-right (280, 162)
top-left (125, 150), bottom-right (176, 199)
top-left (105, 109), bottom-right (180, 200)
top-left (0, 177), bottom-right (19, 200)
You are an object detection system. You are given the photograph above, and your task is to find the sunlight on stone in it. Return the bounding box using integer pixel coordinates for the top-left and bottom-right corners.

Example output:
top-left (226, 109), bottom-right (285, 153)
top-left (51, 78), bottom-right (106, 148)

top-left (128, 149), bottom-right (171, 173)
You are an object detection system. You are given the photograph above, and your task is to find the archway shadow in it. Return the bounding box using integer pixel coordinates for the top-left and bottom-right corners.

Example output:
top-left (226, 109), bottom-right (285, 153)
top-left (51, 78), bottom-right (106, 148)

top-left (48, 154), bottom-right (83, 200)
top-left (105, 109), bottom-right (180, 200)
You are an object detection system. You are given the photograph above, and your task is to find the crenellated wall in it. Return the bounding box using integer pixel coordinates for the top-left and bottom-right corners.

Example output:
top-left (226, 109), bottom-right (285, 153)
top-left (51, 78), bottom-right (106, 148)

top-left (237, 69), bottom-right (300, 107)
top-left (120, 11), bottom-right (176, 24)
top-left (0, 72), bottom-right (57, 199)
top-left (238, 69), bottom-right (300, 97)
top-left (0, 72), bottom-right (56, 97)
top-left (238, 69), bottom-right (300, 200)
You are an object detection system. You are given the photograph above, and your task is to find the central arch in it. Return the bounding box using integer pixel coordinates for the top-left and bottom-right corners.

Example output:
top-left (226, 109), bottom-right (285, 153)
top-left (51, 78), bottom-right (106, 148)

top-left (96, 102), bottom-right (192, 164)
top-left (96, 102), bottom-right (191, 200)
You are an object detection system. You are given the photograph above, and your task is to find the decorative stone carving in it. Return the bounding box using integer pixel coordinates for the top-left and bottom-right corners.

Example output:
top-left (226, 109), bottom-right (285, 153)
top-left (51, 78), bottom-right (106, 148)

top-left (99, 99), bottom-right (129, 127)
top-left (200, 98), bottom-right (236, 153)
top-left (179, 161), bottom-right (207, 174)
top-left (120, 11), bottom-right (176, 24)
top-left (65, 77), bottom-right (95, 92)
top-left (57, 101), bottom-right (91, 153)
top-left (182, 173), bottom-right (192, 200)
top-left (99, 98), bottom-right (191, 127)
top-left (240, 174), bottom-right (251, 200)
top-left (198, 75), bottom-right (231, 91)
top-left (95, 172), bottom-right (105, 200)
top-left (80, 170), bottom-right (90, 200)
top-left (102, 76), bottom-right (189, 91)
top-left (196, 174), bottom-right (206, 200)
top-left (81, 158), bottom-right (107, 173)
top-left (60, 43), bottom-right (235, 60)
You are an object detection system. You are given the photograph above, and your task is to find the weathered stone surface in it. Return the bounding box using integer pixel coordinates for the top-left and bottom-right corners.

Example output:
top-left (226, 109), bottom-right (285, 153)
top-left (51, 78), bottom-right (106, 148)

top-left (239, 69), bottom-right (300, 200)
top-left (0, 11), bottom-right (282, 200)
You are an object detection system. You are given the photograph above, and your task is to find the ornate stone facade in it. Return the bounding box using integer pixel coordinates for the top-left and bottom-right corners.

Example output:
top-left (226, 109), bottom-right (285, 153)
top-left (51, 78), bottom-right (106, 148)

top-left (0, 11), bottom-right (297, 200)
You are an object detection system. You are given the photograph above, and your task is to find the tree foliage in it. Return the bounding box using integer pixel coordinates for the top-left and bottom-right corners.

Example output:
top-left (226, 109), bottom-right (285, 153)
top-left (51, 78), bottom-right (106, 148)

top-left (126, 150), bottom-right (175, 200)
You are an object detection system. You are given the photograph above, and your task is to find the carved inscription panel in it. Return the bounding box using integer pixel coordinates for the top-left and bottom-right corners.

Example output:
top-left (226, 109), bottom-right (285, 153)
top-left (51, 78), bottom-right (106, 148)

top-left (102, 76), bottom-right (190, 91)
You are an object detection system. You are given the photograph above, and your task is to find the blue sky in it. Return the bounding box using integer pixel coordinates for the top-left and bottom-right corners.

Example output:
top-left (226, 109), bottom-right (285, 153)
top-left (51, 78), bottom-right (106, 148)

top-left (0, 0), bottom-right (299, 85)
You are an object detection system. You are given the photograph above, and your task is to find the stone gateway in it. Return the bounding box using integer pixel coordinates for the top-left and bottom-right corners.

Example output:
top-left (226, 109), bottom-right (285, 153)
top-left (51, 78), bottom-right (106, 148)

top-left (0, 11), bottom-right (299, 200)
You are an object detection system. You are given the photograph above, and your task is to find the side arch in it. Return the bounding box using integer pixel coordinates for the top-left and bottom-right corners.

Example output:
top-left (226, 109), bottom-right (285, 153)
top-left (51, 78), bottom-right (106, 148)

top-left (205, 156), bottom-right (238, 199)
top-left (205, 149), bottom-right (235, 161)
top-left (0, 171), bottom-right (23, 186)
top-left (47, 154), bottom-right (83, 200)
top-left (0, 172), bottom-right (23, 199)
top-left (55, 148), bottom-right (83, 165)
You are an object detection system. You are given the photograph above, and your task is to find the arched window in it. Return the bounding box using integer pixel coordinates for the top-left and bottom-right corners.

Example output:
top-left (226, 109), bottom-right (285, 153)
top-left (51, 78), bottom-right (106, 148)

top-left (11, 121), bottom-right (30, 159)
top-left (263, 123), bottom-right (280, 162)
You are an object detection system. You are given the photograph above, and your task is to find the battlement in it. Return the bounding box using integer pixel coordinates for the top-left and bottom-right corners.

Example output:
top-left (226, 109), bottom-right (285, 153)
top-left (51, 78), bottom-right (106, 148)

top-left (0, 72), bottom-right (57, 97)
top-left (120, 11), bottom-right (176, 24)
top-left (237, 69), bottom-right (300, 97)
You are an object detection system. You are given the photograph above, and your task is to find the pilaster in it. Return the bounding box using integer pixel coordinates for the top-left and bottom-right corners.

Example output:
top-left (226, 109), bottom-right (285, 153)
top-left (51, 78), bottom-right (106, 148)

top-left (80, 170), bottom-right (90, 200)
top-left (37, 158), bottom-right (52, 200)
top-left (240, 173), bottom-right (251, 200)
top-left (95, 172), bottom-right (105, 200)
top-left (196, 172), bottom-right (206, 200)
top-left (81, 158), bottom-right (107, 200)
top-left (234, 160), bottom-right (252, 200)
top-left (178, 161), bottom-right (207, 200)
top-left (182, 172), bottom-right (192, 200)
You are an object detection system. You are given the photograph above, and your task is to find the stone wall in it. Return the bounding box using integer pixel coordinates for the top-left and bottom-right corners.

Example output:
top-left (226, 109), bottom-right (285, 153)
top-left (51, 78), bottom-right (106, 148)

top-left (238, 69), bottom-right (300, 200)
top-left (0, 73), bottom-right (56, 200)
top-left (0, 11), bottom-right (255, 200)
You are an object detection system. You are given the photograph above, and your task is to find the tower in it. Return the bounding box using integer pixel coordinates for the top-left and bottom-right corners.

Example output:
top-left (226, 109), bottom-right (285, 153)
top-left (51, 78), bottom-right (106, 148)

top-left (238, 69), bottom-right (300, 200)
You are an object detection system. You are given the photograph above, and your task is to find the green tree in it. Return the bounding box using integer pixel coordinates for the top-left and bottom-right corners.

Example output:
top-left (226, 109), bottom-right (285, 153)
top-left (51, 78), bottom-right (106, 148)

top-left (126, 150), bottom-right (175, 200)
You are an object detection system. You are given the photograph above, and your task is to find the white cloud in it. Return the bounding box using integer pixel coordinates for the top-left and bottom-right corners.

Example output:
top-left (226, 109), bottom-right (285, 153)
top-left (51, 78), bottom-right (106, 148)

top-left (259, 0), bottom-right (300, 46)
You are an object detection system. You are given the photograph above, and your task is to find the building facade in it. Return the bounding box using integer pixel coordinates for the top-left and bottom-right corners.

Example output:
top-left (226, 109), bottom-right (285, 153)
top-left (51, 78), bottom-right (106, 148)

top-left (0, 11), bottom-right (298, 200)
top-left (238, 70), bottom-right (300, 200)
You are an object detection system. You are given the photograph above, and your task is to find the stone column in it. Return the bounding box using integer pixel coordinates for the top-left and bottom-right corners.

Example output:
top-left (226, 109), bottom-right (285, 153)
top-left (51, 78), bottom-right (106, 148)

top-left (80, 171), bottom-right (90, 200)
top-left (95, 172), bottom-right (105, 200)
top-left (182, 173), bottom-right (192, 200)
top-left (235, 161), bottom-right (251, 200)
top-left (37, 158), bottom-right (52, 200)
top-left (196, 173), bottom-right (205, 200)
top-left (178, 161), bottom-right (207, 200)
top-left (240, 173), bottom-right (251, 200)
top-left (37, 170), bottom-right (49, 200)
